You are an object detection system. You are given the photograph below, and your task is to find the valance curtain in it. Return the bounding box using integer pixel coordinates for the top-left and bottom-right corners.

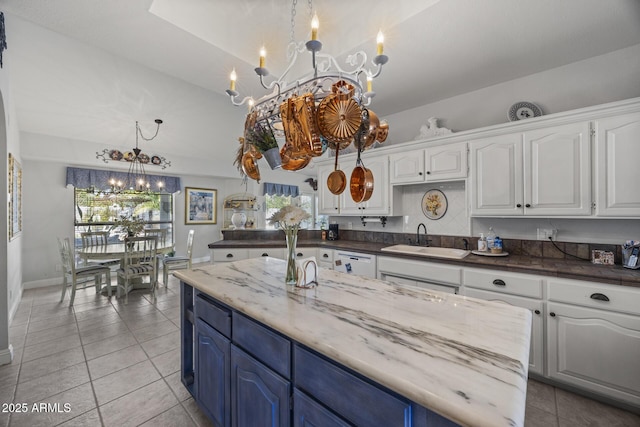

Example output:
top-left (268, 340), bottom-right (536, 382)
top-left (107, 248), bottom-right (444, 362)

top-left (65, 167), bottom-right (182, 194)
top-left (263, 182), bottom-right (299, 197)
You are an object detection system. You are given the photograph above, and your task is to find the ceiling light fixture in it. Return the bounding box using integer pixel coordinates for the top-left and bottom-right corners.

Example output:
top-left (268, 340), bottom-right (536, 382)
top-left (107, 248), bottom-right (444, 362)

top-left (110, 119), bottom-right (163, 193)
top-left (225, 0), bottom-right (388, 132)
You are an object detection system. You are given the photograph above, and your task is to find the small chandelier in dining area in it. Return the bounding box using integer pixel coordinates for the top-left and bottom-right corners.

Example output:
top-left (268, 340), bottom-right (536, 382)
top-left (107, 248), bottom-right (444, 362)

top-left (110, 119), bottom-right (163, 193)
top-left (229, 0), bottom-right (390, 176)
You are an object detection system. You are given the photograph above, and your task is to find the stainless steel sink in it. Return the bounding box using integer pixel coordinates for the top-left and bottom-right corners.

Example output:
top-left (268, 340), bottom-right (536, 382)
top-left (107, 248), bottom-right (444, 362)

top-left (380, 244), bottom-right (470, 260)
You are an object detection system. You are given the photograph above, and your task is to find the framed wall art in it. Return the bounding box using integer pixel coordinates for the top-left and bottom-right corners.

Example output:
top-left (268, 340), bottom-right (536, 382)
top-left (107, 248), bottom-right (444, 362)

top-left (185, 187), bottom-right (217, 224)
top-left (8, 153), bottom-right (22, 240)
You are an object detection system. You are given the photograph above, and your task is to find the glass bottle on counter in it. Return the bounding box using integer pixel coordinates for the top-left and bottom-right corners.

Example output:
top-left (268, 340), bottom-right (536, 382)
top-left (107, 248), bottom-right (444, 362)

top-left (486, 227), bottom-right (496, 250)
top-left (477, 233), bottom-right (487, 252)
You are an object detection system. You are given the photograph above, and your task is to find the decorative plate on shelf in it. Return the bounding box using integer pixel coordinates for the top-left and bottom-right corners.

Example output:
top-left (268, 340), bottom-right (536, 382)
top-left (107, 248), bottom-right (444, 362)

top-left (421, 189), bottom-right (447, 220)
top-left (123, 151), bottom-right (135, 162)
top-left (151, 155), bottom-right (162, 165)
top-left (138, 153), bottom-right (150, 164)
top-left (508, 102), bottom-right (542, 121)
top-left (110, 150), bottom-right (123, 161)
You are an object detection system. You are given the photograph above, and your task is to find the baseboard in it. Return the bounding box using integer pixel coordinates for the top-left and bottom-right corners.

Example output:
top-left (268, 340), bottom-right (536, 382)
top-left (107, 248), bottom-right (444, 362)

top-left (23, 277), bottom-right (60, 290)
top-left (0, 345), bottom-right (14, 366)
top-left (192, 255), bottom-right (210, 265)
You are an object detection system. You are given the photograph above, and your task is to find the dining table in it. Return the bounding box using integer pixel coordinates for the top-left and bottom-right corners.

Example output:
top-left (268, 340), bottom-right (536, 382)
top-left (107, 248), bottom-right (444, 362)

top-left (78, 242), bottom-right (174, 292)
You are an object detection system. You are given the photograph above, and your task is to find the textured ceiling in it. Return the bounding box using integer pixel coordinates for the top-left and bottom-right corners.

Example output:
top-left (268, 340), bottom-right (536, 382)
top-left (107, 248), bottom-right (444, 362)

top-left (1, 0), bottom-right (639, 177)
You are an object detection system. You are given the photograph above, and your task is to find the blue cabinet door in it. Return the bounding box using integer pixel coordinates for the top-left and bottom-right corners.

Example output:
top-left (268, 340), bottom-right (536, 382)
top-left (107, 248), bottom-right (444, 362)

top-left (231, 345), bottom-right (290, 427)
top-left (293, 389), bottom-right (349, 427)
top-left (195, 318), bottom-right (231, 427)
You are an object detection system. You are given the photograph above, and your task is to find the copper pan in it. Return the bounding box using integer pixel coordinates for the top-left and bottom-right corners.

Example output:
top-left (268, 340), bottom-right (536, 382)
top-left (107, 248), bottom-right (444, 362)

top-left (327, 148), bottom-right (346, 195)
top-left (350, 110), bottom-right (374, 202)
top-left (241, 151), bottom-right (260, 182)
top-left (363, 109), bottom-right (380, 149)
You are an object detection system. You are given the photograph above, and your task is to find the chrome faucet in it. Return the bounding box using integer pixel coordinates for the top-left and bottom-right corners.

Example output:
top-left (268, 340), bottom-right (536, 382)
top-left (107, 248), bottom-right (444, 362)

top-left (416, 223), bottom-right (431, 246)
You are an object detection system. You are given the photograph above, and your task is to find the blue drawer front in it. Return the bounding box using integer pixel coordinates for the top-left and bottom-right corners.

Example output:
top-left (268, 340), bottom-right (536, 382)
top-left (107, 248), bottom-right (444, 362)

top-left (233, 312), bottom-right (291, 379)
top-left (195, 291), bottom-right (231, 338)
top-left (294, 346), bottom-right (412, 427)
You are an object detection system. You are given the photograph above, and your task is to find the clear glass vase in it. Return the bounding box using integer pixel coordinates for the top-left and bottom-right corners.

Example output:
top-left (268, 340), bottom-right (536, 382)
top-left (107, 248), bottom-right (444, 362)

top-left (284, 229), bottom-right (298, 285)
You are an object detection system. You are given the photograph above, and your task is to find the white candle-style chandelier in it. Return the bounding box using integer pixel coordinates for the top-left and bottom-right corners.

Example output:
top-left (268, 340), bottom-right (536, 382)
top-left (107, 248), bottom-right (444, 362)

top-left (225, 0), bottom-right (389, 130)
top-left (109, 119), bottom-right (164, 193)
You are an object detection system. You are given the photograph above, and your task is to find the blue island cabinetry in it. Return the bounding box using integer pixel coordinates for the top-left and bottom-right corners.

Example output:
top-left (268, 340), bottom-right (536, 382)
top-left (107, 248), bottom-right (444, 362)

top-left (181, 282), bottom-right (459, 427)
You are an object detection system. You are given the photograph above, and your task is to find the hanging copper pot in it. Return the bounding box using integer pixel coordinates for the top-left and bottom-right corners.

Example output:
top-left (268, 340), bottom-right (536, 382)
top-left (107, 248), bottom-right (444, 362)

top-left (362, 109), bottom-right (380, 149)
top-left (293, 93), bottom-right (323, 157)
top-left (327, 148), bottom-right (347, 195)
top-left (241, 151), bottom-right (261, 182)
top-left (350, 110), bottom-right (374, 202)
top-left (317, 80), bottom-right (361, 150)
top-left (376, 120), bottom-right (389, 144)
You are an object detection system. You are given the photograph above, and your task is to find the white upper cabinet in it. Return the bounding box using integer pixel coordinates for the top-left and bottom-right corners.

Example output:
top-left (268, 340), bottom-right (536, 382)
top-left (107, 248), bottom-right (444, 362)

top-left (389, 143), bottom-right (467, 184)
top-left (389, 149), bottom-right (425, 184)
top-left (470, 133), bottom-right (524, 216)
top-left (318, 153), bottom-right (392, 216)
top-left (424, 142), bottom-right (468, 182)
top-left (524, 122), bottom-right (591, 216)
top-left (595, 112), bottom-right (640, 216)
top-left (471, 122), bottom-right (591, 216)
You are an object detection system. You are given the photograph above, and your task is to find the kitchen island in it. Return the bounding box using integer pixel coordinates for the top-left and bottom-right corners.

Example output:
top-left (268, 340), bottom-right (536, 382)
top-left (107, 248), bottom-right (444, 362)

top-left (177, 257), bottom-right (531, 427)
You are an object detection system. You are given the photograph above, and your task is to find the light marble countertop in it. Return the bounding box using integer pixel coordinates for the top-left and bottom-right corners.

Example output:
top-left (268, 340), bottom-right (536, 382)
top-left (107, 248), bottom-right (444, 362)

top-left (175, 257), bottom-right (532, 427)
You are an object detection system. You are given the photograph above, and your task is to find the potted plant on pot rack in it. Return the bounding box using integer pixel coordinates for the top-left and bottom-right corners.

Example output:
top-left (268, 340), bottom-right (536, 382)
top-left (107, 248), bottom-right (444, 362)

top-left (246, 122), bottom-right (281, 169)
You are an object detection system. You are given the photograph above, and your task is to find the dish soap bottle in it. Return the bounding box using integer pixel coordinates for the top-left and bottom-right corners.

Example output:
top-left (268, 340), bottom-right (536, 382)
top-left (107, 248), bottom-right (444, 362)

top-left (477, 233), bottom-right (487, 252)
top-left (486, 227), bottom-right (496, 250)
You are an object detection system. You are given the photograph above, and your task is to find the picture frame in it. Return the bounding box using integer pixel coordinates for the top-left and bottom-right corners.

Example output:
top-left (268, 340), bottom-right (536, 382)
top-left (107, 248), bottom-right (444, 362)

top-left (8, 153), bottom-right (22, 240)
top-left (185, 187), bottom-right (217, 224)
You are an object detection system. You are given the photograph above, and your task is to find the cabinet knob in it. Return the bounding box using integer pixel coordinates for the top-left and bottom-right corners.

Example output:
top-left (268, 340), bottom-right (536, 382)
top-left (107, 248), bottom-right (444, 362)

top-left (226, 253), bottom-right (233, 258)
top-left (261, 253), bottom-right (269, 257)
top-left (525, 203), bottom-right (531, 208)
top-left (323, 254), bottom-right (329, 258)
top-left (418, 172), bottom-right (423, 176)
top-left (426, 171), bottom-right (431, 175)
top-left (335, 207), bottom-right (338, 210)
top-left (296, 252), bottom-right (303, 257)
top-left (492, 279), bottom-right (506, 287)
top-left (516, 204), bottom-right (522, 208)
top-left (590, 293), bottom-right (610, 302)
top-left (534, 309), bottom-right (541, 315)
top-left (550, 312), bottom-right (556, 317)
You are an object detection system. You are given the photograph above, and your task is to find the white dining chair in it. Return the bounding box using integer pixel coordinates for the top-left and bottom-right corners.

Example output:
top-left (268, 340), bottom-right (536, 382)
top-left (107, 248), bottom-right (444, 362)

top-left (162, 229), bottom-right (195, 285)
top-left (117, 235), bottom-right (158, 303)
top-left (80, 231), bottom-right (120, 269)
top-left (58, 237), bottom-right (112, 305)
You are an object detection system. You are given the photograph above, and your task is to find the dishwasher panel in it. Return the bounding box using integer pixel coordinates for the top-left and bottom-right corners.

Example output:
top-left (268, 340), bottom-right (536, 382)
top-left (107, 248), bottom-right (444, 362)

top-left (334, 251), bottom-right (377, 278)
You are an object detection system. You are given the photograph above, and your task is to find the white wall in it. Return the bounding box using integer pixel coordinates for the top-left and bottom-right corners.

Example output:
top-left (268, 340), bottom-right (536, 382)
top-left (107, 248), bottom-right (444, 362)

top-left (382, 44), bottom-right (640, 144)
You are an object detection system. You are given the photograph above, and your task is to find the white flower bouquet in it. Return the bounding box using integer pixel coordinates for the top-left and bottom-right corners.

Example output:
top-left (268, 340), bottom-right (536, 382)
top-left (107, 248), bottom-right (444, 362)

top-left (267, 206), bottom-right (311, 284)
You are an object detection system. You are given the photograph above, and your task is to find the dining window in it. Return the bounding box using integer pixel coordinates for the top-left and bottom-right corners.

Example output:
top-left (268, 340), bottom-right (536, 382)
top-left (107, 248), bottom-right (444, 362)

top-left (74, 188), bottom-right (174, 250)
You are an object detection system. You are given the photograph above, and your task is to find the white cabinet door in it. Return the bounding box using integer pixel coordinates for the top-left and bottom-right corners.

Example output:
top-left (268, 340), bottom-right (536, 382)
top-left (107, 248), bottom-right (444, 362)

top-left (425, 142), bottom-right (467, 181)
top-left (317, 164), bottom-right (341, 214)
top-left (547, 302), bottom-right (640, 407)
top-left (470, 133), bottom-right (524, 216)
top-left (358, 155), bottom-right (390, 215)
top-left (524, 122), bottom-right (591, 216)
top-left (389, 149), bottom-right (425, 184)
top-left (464, 288), bottom-right (544, 376)
top-left (595, 112), bottom-right (640, 216)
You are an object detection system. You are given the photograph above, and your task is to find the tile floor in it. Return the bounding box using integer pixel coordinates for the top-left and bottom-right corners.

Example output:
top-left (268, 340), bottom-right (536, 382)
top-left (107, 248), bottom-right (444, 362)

top-left (0, 273), bottom-right (638, 426)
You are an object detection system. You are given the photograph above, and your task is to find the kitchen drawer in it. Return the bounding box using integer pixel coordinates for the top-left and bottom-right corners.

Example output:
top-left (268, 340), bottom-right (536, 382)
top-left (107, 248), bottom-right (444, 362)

top-left (294, 346), bottom-right (411, 427)
top-left (232, 312), bottom-right (291, 379)
top-left (212, 248), bottom-right (249, 263)
top-left (463, 268), bottom-right (542, 299)
top-left (293, 247), bottom-right (317, 260)
top-left (547, 278), bottom-right (640, 315)
top-left (378, 256), bottom-right (461, 285)
top-left (248, 247), bottom-right (285, 259)
top-left (317, 248), bottom-right (333, 263)
top-left (195, 291), bottom-right (231, 338)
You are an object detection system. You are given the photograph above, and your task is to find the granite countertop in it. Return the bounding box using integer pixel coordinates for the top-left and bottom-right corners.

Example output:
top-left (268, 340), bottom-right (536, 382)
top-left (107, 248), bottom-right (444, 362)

top-left (176, 258), bottom-right (532, 427)
top-left (208, 239), bottom-right (640, 288)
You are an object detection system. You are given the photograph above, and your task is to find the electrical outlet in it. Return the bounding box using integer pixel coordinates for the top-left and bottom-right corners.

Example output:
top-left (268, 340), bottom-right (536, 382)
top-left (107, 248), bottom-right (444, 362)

top-left (537, 228), bottom-right (557, 241)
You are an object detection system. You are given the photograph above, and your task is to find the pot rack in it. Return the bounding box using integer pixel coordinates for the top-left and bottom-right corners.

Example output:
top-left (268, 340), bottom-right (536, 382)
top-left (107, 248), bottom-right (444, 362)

top-left (225, 0), bottom-right (388, 131)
